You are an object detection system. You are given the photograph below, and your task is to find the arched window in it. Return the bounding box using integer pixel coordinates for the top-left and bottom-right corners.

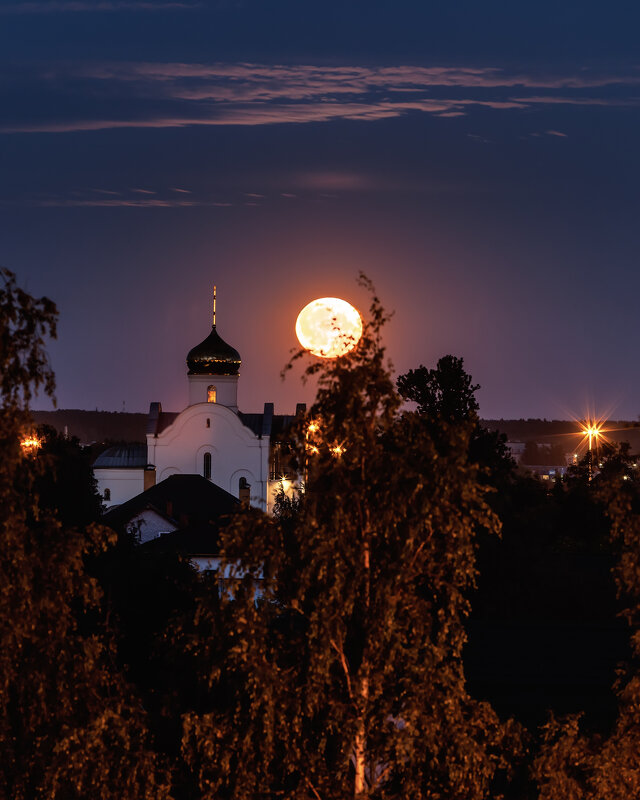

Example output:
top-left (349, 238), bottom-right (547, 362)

top-left (207, 385), bottom-right (217, 403)
top-left (203, 452), bottom-right (212, 480)
top-left (206, 418), bottom-right (211, 428)
top-left (104, 488), bottom-right (111, 501)
top-left (239, 476), bottom-right (250, 505)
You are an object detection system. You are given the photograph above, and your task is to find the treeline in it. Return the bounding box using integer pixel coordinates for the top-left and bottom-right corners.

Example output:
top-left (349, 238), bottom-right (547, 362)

top-left (3, 270), bottom-right (640, 799)
top-left (31, 408), bottom-right (148, 444)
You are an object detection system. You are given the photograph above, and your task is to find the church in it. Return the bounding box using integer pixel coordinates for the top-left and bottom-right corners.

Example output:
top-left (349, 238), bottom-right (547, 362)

top-left (94, 290), bottom-right (304, 515)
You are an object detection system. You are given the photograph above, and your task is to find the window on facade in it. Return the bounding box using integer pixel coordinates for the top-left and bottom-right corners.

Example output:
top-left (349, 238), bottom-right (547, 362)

top-left (206, 418), bottom-right (210, 428)
top-left (104, 488), bottom-right (111, 501)
top-left (239, 477), bottom-right (250, 505)
top-left (207, 385), bottom-right (217, 403)
top-left (203, 452), bottom-right (212, 480)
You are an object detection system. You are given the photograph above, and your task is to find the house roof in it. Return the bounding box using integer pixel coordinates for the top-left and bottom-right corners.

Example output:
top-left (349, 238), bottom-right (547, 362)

top-left (142, 520), bottom-right (222, 556)
top-left (103, 473), bottom-right (240, 535)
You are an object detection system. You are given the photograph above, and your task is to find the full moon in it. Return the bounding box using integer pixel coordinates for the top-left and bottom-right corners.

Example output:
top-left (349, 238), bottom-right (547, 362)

top-left (295, 297), bottom-right (363, 358)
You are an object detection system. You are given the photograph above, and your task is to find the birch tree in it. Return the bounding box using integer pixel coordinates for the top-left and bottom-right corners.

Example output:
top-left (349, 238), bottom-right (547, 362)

top-left (182, 277), bottom-right (521, 799)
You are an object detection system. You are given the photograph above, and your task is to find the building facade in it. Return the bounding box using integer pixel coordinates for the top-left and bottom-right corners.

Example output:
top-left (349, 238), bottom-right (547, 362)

top-left (95, 293), bottom-right (303, 513)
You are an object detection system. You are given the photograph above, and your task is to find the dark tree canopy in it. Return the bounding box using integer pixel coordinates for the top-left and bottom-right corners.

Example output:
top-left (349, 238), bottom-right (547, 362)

top-left (533, 445), bottom-right (640, 798)
top-left (397, 355), bottom-right (479, 425)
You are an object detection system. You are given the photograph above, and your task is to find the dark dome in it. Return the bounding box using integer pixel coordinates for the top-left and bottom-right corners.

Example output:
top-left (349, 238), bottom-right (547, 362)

top-left (186, 326), bottom-right (241, 375)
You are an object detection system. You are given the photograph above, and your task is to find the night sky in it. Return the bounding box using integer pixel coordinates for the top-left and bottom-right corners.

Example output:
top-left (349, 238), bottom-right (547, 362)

top-left (2, 0), bottom-right (640, 419)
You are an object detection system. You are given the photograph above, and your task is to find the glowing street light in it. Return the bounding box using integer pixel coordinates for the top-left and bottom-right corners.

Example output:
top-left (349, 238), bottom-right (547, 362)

top-left (579, 419), bottom-right (605, 454)
top-left (20, 433), bottom-right (42, 454)
top-left (578, 418), bottom-right (607, 480)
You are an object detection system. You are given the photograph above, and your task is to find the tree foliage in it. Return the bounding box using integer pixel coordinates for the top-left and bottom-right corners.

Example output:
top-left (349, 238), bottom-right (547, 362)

top-left (182, 277), bottom-right (522, 799)
top-left (397, 355), bottom-right (515, 494)
top-left (0, 270), bottom-right (171, 799)
top-left (533, 445), bottom-right (640, 798)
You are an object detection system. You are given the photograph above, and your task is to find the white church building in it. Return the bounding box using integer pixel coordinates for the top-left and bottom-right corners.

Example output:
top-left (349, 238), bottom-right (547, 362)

top-left (94, 293), bottom-right (303, 514)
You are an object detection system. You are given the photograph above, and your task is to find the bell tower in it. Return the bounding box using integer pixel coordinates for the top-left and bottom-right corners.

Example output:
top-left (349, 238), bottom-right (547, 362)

top-left (185, 287), bottom-right (241, 411)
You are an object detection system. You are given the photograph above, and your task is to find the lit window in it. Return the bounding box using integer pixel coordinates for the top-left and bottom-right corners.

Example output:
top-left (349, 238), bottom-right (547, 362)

top-left (206, 418), bottom-right (210, 428)
top-left (203, 452), bottom-right (212, 480)
top-left (207, 386), bottom-right (217, 403)
top-left (104, 488), bottom-right (111, 501)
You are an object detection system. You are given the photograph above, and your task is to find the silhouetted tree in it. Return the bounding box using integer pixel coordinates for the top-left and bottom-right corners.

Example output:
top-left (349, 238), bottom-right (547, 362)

top-left (533, 443), bottom-right (640, 798)
top-left (397, 355), bottom-right (515, 494)
top-left (181, 278), bottom-right (522, 799)
top-left (31, 424), bottom-right (104, 527)
top-left (0, 269), bottom-right (171, 799)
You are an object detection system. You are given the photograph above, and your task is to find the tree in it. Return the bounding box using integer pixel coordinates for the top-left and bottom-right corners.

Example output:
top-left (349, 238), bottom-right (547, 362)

top-left (0, 269), bottom-right (170, 799)
top-left (397, 355), bottom-right (515, 494)
top-left (31, 424), bottom-right (104, 527)
top-left (533, 444), bottom-right (640, 799)
top-left (397, 355), bottom-right (480, 423)
top-left (182, 277), bottom-right (521, 799)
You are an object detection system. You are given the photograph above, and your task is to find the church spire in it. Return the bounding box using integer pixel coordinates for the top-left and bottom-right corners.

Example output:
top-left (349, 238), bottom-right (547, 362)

top-left (212, 285), bottom-right (217, 327)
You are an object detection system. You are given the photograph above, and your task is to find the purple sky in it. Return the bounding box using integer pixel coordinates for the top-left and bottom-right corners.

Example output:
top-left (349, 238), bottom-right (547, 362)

top-left (2, 0), bottom-right (640, 419)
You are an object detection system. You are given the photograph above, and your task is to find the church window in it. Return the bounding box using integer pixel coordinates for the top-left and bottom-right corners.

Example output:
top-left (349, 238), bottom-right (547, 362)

top-left (207, 385), bottom-right (217, 403)
top-left (203, 452), bottom-right (212, 480)
top-left (206, 418), bottom-right (210, 428)
top-left (104, 488), bottom-right (111, 501)
top-left (239, 477), bottom-right (250, 505)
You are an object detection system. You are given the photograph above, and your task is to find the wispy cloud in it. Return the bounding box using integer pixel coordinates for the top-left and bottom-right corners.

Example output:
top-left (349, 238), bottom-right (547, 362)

top-left (32, 197), bottom-right (232, 207)
top-left (2, 61), bottom-right (639, 134)
top-left (0, 1), bottom-right (201, 13)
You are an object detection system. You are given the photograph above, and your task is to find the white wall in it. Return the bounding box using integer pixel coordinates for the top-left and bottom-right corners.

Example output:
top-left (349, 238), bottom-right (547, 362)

top-left (129, 509), bottom-right (178, 544)
top-left (95, 468), bottom-right (145, 508)
top-left (188, 374), bottom-right (238, 410)
top-left (147, 402), bottom-right (270, 510)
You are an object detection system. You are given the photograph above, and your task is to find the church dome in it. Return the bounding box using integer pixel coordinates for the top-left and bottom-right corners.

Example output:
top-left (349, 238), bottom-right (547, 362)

top-left (186, 325), bottom-right (241, 375)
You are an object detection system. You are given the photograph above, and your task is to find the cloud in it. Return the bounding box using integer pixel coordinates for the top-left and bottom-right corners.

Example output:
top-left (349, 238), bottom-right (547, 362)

top-left (2, 61), bottom-right (639, 135)
top-left (83, 61), bottom-right (640, 92)
top-left (545, 130), bottom-right (568, 137)
top-left (31, 197), bottom-right (232, 207)
top-left (511, 95), bottom-right (640, 107)
top-left (295, 172), bottom-right (374, 191)
top-left (0, 1), bottom-right (201, 13)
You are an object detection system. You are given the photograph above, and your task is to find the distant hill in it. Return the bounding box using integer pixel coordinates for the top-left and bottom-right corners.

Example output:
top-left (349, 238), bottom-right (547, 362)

top-left (31, 409), bottom-right (149, 444)
top-left (29, 411), bottom-right (640, 451)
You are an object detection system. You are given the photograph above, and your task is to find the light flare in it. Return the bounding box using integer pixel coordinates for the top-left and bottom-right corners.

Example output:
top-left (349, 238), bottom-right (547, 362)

top-left (20, 433), bottom-right (42, 453)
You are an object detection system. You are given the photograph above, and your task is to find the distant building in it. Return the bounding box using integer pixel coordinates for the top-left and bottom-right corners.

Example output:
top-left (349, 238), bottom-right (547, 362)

top-left (94, 292), bottom-right (303, 513)
top-left (505, 441), bottom-right (526, 463)
top-left (102, 473), bottom-right (238, 570)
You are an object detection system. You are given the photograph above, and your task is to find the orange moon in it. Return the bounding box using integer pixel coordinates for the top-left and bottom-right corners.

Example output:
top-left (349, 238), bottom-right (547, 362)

top-left (295, 297), bottom-right (363, 358)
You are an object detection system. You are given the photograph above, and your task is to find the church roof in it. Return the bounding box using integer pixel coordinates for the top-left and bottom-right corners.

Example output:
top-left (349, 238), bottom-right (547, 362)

top-left (93, 442), bottom-right (148, 468)
top-left (186, 325), bottom-right (241, 376)
top-left (238, 411), bottom-right (298, 438)
top-left (146, 402), bottom-right (305, 439)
